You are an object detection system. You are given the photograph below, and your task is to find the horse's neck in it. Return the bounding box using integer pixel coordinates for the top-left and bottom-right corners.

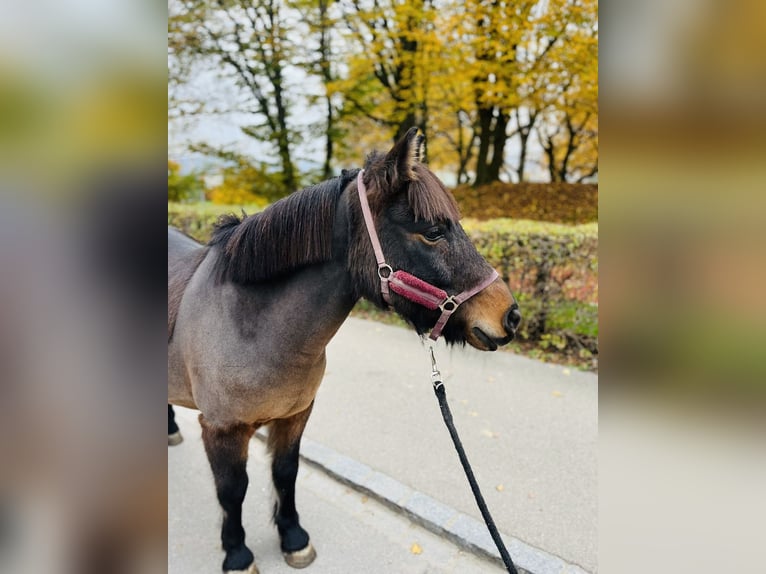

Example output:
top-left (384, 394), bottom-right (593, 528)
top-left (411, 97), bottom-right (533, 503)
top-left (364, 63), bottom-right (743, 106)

top-left (217, 256), bottom-right (358, 364)
top-left (252, 189), bottom-right (359, 359)
top-left (215, 184), bottom-right (360, 362)
top-left (282, 261), bottom-right (358, 351)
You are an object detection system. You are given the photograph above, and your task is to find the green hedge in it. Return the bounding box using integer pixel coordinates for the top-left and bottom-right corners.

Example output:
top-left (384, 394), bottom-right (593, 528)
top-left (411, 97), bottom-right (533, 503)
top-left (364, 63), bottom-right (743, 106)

top-left (463, 218), bottom-right (598, 362)
top-left (169, 204), bottom-right (598, 367)
top-left (453, 182), bottom-right (598, 224)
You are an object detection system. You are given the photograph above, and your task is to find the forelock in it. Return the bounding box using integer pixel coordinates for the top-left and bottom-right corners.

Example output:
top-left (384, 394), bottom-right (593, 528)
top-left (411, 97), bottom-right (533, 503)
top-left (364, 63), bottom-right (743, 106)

top-left (407, 164), bottom-right (460, 222)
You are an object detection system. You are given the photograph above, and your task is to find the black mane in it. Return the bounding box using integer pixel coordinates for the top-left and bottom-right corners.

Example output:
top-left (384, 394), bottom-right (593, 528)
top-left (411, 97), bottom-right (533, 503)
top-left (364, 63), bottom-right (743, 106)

top-left (209, 171), bottom-right (357, 284)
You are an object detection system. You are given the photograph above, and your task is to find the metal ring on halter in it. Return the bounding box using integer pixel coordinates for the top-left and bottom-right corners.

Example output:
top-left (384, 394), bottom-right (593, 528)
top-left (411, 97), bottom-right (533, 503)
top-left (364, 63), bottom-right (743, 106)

top-left (377, 264), bottom-right (393, 280)
top-left (439, 296), bottom-right (458, 313)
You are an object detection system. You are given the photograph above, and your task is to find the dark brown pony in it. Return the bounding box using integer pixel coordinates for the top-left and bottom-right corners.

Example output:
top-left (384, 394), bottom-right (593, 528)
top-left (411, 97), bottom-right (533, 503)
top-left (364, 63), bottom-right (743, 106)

top-left (168, 129), bottom-right (519, 573)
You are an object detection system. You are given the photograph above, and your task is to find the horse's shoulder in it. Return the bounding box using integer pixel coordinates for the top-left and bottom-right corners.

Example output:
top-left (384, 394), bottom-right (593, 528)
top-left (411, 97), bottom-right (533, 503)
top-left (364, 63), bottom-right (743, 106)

top-left (168, 230), bottom-right (208, 342)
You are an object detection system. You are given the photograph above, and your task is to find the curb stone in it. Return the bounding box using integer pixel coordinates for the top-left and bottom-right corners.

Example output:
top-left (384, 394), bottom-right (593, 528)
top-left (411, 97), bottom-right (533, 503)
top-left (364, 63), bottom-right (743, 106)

top-left (255, 430), bottom-right (591, 574)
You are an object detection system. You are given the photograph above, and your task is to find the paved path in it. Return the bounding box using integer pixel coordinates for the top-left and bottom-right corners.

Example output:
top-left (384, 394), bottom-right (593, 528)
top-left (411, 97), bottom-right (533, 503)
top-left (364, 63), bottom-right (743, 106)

top-left (169, 317), bottom-right (597, 573)
top-left (170, 407), bottom-right (504, 573)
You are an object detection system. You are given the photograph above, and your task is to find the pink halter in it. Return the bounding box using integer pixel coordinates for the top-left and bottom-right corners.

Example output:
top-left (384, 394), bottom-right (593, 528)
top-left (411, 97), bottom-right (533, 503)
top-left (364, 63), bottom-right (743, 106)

top-left (356, 170), bottom-right (499, 341)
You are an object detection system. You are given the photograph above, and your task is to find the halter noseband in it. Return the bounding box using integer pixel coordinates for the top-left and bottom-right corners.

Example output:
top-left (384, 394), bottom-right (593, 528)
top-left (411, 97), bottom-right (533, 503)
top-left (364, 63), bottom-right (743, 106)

top-left (356, 169), bottom-right (499, 341)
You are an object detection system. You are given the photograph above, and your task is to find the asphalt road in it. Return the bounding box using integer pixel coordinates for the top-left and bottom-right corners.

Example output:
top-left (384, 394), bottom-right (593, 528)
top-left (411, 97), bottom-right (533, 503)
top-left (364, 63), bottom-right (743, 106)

top-left (169, 317), bottom-right (597, 573)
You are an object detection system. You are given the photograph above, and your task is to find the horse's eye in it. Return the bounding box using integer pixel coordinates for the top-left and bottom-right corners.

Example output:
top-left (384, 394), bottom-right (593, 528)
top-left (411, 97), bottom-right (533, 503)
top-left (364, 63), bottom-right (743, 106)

top-left (422, 227), bottom-right (445, 242)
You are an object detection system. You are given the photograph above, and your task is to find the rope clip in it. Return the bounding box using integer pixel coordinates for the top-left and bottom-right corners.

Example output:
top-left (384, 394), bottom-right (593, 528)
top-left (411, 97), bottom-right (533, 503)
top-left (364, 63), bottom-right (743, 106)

top-left (429, 346), bottom-right (443, 389)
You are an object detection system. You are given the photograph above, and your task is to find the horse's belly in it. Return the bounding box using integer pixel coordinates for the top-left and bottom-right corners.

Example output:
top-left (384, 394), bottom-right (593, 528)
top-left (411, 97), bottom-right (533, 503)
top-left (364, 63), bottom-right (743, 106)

top-left (191, 357), bottom-right (327, 426)
top-left (168, 381), bottom-right (197, 409)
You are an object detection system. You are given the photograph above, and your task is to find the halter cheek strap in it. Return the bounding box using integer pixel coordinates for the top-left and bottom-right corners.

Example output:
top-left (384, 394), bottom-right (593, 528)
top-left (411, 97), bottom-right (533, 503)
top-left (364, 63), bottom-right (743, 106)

top-left (356, 170), bottom-right (499, 342)
top-left (356, 170), bottom-right (393, 305)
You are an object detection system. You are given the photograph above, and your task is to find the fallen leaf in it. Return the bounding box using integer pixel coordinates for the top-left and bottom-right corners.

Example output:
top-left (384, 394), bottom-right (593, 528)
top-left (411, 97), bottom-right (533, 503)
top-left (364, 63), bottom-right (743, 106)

top-left (481, 429), bottom-right (499, 438)
top-left (496, 484), bottom-right (504, 492)
top-left (410, 543), bottom-right (422, 555)
top-left (562, 368), bottom-right (571, 376)
top-left (468, 410), bottom-right (479, 417)
top-left (361, 496), bottom-right (369, 503)
top-left (552, 390), bottom-right (563, 398)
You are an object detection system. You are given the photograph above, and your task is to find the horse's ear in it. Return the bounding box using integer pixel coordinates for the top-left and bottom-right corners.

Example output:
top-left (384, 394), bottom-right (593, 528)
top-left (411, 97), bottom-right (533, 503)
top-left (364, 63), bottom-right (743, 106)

top-left (384, 127), bottom-right (425, 184)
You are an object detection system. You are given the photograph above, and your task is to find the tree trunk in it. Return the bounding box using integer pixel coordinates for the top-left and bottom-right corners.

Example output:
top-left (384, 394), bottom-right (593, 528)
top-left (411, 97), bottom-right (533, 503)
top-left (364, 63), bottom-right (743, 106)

top-left (474, 107), bottom-right (493, 186)
top-left (558, 116), bottom-right (577, 183)
top-left (392, 11), bottom-right (427, 151)
top-left (277, 133), bottom-right (295, 191)
top-left (474, 107), bottom-right (508, 187)
top-left (323, 97), bottom-right (334, 180)
top-left (318, 0), bottom-right (333, 180)
top-left (487, 110), bottom-right (508, 182)
top-left (455, 111), bottom-right (474, 184)
top-left (273, 77), bottom-right (295, 191)
top-left (544, 142), bottom-right (558, 182)
top-left (514, 109), bottom-right (537, 183)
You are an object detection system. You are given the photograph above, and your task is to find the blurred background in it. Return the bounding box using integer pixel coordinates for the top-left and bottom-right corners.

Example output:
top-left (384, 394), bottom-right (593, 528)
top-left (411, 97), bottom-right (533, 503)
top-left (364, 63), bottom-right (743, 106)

top-left (599, 1), bottom-right (766, 571)
top-left (0, 1), bottom-right (167, 573)
top-left (0, 0), bottom-right (764, 573)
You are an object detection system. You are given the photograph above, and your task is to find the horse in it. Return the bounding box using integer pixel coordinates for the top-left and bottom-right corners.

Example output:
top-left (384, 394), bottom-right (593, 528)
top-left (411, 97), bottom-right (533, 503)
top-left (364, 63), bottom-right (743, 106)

top-left (167, 128), bottom-right (521, 573)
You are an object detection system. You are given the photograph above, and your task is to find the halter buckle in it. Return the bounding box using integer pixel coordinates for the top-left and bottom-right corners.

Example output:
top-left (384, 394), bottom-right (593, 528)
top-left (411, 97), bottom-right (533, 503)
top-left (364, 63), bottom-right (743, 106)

top-left (439, 296), bottom-right (458, 313)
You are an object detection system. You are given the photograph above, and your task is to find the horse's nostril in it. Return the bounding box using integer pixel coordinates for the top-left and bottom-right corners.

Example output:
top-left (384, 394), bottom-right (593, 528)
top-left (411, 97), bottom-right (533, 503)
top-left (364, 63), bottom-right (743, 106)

top-left (503, 306), bottom-right (522, 333)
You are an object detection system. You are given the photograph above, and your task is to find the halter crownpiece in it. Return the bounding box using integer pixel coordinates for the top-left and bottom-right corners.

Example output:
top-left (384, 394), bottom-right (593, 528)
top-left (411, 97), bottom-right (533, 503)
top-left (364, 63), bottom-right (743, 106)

top-left (356, 169), bottom-right (499, 341)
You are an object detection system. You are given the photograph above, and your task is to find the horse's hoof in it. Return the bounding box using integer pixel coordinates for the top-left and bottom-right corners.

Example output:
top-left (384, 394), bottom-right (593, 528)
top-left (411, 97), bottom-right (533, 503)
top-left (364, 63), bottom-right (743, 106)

top-left (225, 564), bottom-right (259, 574)
top-left (283, 543), bottom-right (316, 569)
top-left (168, 431), bottom-right (183, 446)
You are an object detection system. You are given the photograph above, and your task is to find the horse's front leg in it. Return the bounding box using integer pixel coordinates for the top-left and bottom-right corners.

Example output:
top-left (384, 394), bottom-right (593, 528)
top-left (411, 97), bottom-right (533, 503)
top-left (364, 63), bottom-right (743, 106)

top-left (268, 402), bottom-right (317, 569)
top-left (168, 404), bottom-right (183, 446)
top-left (199, 415), bottom-right (258, 574)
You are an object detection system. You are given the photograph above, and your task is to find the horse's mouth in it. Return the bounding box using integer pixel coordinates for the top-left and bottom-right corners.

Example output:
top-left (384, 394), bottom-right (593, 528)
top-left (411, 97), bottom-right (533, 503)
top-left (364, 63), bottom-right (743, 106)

top-left (472, 327), bottom-right (498, 351)
top-left (470, 326), bottom-right (515, 351)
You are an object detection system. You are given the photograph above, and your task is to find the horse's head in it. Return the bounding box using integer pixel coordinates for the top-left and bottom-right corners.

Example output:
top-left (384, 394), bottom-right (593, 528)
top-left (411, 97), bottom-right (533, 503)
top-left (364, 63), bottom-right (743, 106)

top-left (349, 128), bottom-right (520, 351)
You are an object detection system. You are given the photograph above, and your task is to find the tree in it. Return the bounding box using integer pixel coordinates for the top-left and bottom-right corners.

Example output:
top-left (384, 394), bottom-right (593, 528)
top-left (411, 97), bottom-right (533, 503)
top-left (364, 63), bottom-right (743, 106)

top-left (437, 0), bottom-right (541, 186)
top-left (334, 0), bottom-right (440, 149)
top-left (538, 106), bottom-right (598, 182)
top-left (169, 0), bottom-right (300, 194)
top-left (207, 159), bottom-right (282, 205)
top-left (168, 160), bottom-right (205, 202)
top-left (290, 0), bottom-right (341, 179)
top-left (534, 0), bottom-right (598, 182)
top-left (429, 0), bottom-right (598, 186)
top-left (167, 0), bottom-right (598, 189)
top-left (510, 107), bottom-right (539, 183)
top-left (188, 143), bottom-right (287, 204)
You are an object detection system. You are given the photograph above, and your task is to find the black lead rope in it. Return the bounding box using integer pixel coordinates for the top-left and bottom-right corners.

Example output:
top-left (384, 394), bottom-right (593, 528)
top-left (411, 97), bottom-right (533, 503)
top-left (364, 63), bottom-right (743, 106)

top-left (429, 348), bottom-right (518, 574)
